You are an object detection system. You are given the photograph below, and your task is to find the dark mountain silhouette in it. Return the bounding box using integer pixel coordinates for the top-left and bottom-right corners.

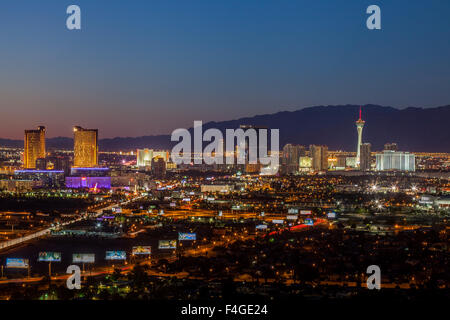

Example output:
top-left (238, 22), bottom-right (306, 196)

top-left (1, 104), bottom-right (449, 152)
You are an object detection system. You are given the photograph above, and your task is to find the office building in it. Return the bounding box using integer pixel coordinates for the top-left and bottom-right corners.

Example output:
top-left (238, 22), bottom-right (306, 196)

top-left (24, 126), bottom-right (46, 169)
top-left (151, 157), bottom-right (166, 177)
top-left (14, 169), bottom-right (65, 188)
top-left (73, 126), bottom-right (98, 168)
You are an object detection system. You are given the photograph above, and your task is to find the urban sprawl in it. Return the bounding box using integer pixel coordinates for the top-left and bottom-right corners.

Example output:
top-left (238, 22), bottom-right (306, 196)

top-left (0, 110), bottom-right (448, 301)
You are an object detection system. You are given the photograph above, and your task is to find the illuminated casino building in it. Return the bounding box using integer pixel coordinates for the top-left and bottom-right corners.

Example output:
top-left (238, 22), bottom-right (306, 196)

top-left (14, 169), bottom-right (65, 188)
top-left (65, 167), bottom-right (111, 189)
top-left (355, 107), bottom-right (365, 167)
top-left (73, 126), bottom-right (98, 168)
top-left (137, 149), bottom-right (169, 168)
top-left (137, 149), bottom-right (153, 167)
top-left (375, 150), bottom-right (415, 171)
top-left (24, 126), bottom-right (46, 169)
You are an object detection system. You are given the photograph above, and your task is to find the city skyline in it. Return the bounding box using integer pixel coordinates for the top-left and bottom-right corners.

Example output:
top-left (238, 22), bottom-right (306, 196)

top-left (1, 102), bottom-right (449, 140)
top-left (4, 105), bottom-right (419, 175)
top-left (1, 104), bottom-right (448, 153)
top-left (0, 0), bottom-right (449, 308)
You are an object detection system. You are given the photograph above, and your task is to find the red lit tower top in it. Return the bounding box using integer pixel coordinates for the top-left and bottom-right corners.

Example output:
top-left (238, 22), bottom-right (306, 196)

top-left (356, 106), bottom-right (365, 124)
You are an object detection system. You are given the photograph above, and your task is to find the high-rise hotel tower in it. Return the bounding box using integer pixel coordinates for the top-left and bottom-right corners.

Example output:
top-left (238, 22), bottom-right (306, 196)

top-left (309, 145), bottom-right (328, 172)
top-left (24, 126), bottom-right (46, 169)
top-left (355, 107), bottom-right (365, 167)
top-left (73, 126), bottom-right (98, 168)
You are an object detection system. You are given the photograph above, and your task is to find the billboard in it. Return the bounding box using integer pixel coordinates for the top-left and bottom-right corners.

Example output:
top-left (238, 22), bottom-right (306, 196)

top-left (38, 252), bottom-right (61, 262)
top-left (72, 253), bottom-right (95, 263)
top-left (286, 215), bottom-right (298, 220)
top-left (300, 210), bottom-right (312, 215)
top-left (299, 156), bottom-right (312, 168)
top-left (255, 224), bottom-right (268, 230)
top-left (6, 258), bottom-right (29, 268)
top-left (327, 212), bottom-right (336, 219)
top-left (288, 208), bottom-right (299, 214)
top-left (158, 240), bottom-right (177, 249)
top-left (178, 232), bottom-right (196, 241)
top-left (132, 246), bottom-right (152, 255)
top-left (304, 218), bottom-right (314, 226)
top-left (65, 176), bottom-right (111, 189)
top-left (105, 251), bottom-right (126, 260)
top-left (272, 219), bottom-right (284, 224)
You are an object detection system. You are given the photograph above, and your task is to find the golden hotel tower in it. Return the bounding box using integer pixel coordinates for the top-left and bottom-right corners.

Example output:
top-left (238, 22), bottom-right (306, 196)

top-left (24, 126), bottom-right (46, 169)
top-left (73, 126), bottom-right (98, 167)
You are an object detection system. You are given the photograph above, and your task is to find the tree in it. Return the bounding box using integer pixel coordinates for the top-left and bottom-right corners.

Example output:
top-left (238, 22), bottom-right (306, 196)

top-left (111, 268), bottom-right (122, 282)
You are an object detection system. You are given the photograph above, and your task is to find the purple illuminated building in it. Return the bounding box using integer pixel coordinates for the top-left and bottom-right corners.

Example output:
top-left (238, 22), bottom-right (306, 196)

top-left (65, 177), bottom-right (111, 189)
top-left (65, 167), bottom-right (111, 189)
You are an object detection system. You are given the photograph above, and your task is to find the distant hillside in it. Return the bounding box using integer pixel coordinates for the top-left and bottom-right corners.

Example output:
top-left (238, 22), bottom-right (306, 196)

top-left (1, 104), bottom-right (449, 152)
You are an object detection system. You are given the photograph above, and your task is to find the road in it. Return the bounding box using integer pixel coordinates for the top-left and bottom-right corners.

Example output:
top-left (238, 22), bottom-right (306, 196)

top-left (0, 223), bottom-right (417, 291)
top-left (0, 195), bottom-right (145, 256)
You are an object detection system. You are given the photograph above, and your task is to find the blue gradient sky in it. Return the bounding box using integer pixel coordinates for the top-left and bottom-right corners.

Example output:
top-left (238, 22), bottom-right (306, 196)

top-left (1, 0), bottom-right (449, 139)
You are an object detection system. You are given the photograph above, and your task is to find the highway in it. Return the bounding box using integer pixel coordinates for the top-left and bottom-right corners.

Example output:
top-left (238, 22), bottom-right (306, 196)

top-left (0, 195), bottom-right (145, 252)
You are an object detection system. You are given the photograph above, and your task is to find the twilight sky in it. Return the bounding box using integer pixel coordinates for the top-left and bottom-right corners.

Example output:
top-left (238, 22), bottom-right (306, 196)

top-left (0, 0), bottom-right (449, 139)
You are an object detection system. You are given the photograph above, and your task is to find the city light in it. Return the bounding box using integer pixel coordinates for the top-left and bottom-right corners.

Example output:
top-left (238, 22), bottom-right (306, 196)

top-left (0, 1), bottom-right (448, 309)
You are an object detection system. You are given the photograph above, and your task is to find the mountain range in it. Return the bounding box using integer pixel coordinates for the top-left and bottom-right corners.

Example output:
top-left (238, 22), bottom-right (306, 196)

top-left (1, 104), bottom-right (449, 152)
